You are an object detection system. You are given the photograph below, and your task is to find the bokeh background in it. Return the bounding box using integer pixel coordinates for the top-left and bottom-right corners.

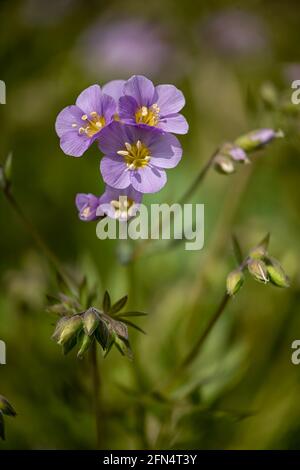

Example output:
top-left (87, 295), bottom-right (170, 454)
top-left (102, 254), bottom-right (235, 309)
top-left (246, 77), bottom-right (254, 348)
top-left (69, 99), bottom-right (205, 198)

top-left (1, 0), bottom-right (300, 450)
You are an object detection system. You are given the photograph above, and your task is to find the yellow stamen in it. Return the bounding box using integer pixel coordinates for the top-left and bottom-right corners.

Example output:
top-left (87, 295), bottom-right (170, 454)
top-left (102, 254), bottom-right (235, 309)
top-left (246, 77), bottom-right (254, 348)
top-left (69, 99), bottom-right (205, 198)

top-left (118, 141), bottom-right (151, 170)
top-left (78, 112), bottom-right (106, 138)
top-left (135, 104), bottom-right (160, 126)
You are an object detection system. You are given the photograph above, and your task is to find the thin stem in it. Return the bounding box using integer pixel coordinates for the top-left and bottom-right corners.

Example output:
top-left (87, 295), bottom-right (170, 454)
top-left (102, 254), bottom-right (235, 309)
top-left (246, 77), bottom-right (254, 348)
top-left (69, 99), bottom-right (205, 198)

top-left (131, 149), bottom-right (218, 261)
top-left (3, 187), bottom-right (71, 285)
top-left (180, 292), bottom-right (230, 369)
top-left (90, 341), bottom-right (102, 449)
top-left (177, 149), bottom-right (218, 206)
top-left (154, 292), bottom-right (231, 396)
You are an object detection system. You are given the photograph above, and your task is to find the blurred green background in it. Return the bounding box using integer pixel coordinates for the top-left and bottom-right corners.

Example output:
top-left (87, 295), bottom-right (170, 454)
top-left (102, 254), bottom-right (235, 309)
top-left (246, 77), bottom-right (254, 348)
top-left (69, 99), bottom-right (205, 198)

top-left (1, 0), bottom-right (300, 450)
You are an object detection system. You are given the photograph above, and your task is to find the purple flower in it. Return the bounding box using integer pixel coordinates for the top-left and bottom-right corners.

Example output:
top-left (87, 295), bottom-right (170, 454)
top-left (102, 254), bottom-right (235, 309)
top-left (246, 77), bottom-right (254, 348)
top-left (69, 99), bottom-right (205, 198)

top-left (98, 122), bottom-right (182, 194)
top-left (75, 193), bottom-right (103, 221)
top-left (98, 185), bottom-right (143, 220)
top-left (119, 75), bottom-right (188, 135)
top-left (55, 82), bottom-right (125, 157)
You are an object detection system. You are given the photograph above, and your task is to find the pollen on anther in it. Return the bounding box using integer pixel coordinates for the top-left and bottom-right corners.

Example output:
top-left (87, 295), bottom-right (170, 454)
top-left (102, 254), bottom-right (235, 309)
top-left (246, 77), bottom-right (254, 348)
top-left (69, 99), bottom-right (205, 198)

top-left (125, 142), bottom-right (132, 151)
top-left (81, 114), bottom-right (88, 121)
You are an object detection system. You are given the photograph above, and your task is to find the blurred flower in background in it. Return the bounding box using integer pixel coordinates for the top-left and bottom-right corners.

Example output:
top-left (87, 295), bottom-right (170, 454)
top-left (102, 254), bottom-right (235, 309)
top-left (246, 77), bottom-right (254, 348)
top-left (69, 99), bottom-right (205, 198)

top-left (77, 17), bottom-right (185, 80)
top-left (199, 8), bottom-right (270, 59)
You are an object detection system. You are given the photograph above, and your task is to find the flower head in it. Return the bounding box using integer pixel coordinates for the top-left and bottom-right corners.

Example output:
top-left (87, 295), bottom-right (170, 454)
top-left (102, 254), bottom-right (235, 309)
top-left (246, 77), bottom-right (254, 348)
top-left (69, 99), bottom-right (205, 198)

top-left (98, 185), bottom-right (142, 220)
top-left (55, 82), bottom-right (125, 157)
top-left (99, 122), bottom-right (182, 193)
top-left (75, 193), bottom-right (103, 221)
top-left (119, 75), bottom-right (188, 134)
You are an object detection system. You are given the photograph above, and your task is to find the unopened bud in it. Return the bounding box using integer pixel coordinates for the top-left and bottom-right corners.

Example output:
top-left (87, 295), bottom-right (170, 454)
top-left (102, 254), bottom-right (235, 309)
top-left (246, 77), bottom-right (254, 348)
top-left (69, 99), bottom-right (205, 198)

top-left (56, 315), bottom-right (82, 345)
top-left (214, 155), bottom-right (235, 174)
top-left (248, 258), bottom-right (269, 283)
top-left (220, 143), bottom-right (249, 163)
top-left (83, 308), bottom-right (100, 336)
top-left (248, 233), bottom-right (270, 259)
top-left (77, 334), bottom-right (93, 359)
top-left (226, 269), bottom-right (244, 296)
top-left (265, 257), bottom-right (290, 288)
top-left (234, 128), bottom-right (284, 152)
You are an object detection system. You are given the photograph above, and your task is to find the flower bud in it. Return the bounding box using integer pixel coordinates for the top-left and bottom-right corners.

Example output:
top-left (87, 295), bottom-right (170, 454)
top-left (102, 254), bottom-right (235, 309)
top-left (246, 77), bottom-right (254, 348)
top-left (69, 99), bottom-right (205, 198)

top-left (234, 128), bottom-right (284, 152)
top-left (214, 155), bottom-right (235, 174)
top-left (220, 143), bottom-right (249, 163)
top-left (83, 308), bottom-right (100, 336)
top-left (265, 257), bottom-right (290, 288)
top-left (248, 258), bottom-right (269, 283)
top-left (77, 334), bottom-right (93, 359)
top-left (248, 233), bottom-right (270, 259)
top-left (56, 315), bottom-right (82, 345)
top-left (226, 269), bottom-right (244, 296)
top-left (0, 396), bottom-right (16, 417)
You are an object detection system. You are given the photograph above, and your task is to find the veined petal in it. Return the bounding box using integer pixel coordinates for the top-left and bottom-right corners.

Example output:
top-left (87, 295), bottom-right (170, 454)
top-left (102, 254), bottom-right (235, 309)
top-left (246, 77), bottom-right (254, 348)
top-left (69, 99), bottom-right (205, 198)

top-left (149, 133), bottom-right (182, 168)
top-left (102, 80), bottom-right (126, 102)
top-left (130, 165), bottom-right (167, 193)
top-left (124, 75), bottom-right (156, 107)
top-left (98, 121), bottom-right (129, 154)
top-left (156, 84), bottom-right (186, 114)
top-left (101, 94), bottom-right (117, 123)
top-left (75, 193), bottom-right (102, 221)
top-left (76, 84), bottom-right (102, 115)
top-left (60, 130), bottom-right (91, 157)
top-left (157, 113), bottom-right (189, 134)
top-left (100, 154), bottom-right (131, 189)
top-left (119, 95), bottom-right (138, 123)
top-left (55, 105), bottom-right (83, 137)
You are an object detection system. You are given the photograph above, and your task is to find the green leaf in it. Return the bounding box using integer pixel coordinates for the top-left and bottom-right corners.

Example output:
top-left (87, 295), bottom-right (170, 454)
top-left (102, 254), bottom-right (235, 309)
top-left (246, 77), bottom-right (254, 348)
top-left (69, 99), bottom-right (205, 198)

top-left (115, 311), bottom-right (147, 318)
top-left (119, 319), bottom-right (146, 335)
top-left (231, 234), bottom-right (243, 265)
top-left (4, 152), bottom-right (12, 183)
top-left (110, 295), bottom-right (128, 314)
top-left (102, 291), bottom-right (111, 313)
top-left (114, 336), bottom-right (133, 360)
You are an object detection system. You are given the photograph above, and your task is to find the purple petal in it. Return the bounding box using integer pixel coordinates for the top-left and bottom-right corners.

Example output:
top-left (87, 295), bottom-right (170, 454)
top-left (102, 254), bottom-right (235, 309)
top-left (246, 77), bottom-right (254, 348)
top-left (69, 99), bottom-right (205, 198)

top-left (98, 185), bottom-right (142, 219)
top-left (101, 94), bottom-right (117, 123)
top-left (130, 165), bottom-right (167, 193)
top-left (118, 95), bottom-right (138, 123)
top-left (75, 193), bottom-right (102, 221)
top-left (124, 75), bottom-right (156, 107)
top-left (76, 84), bottom-right (102, 114)
top-left (98, 121), bottom-right (129, 154)
top-left (156, 84), bottom-right (185, 114)
top-left (148, 133), bottom-right (182, 168)
top-left (100, 154), bottom-right (131, 189)
top-left (55, 105), bottom-right (83, 137)
top-left (157, 113), bottom-right (189, 134)
top-left (60, 131), bottom-right (91, 157)
top-left (102, 80), bottom-right (126, 102)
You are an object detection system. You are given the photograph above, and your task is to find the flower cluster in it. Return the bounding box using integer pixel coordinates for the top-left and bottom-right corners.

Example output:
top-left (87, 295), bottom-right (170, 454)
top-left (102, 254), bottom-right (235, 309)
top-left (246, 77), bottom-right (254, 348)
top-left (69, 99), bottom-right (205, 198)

top-left (55, 75), bottom-right (188, 221)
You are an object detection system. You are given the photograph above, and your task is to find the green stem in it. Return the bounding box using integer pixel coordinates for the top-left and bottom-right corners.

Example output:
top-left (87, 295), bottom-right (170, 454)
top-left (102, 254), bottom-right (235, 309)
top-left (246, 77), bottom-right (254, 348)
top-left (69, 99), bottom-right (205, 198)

top-left (90, 341), bottom-right (102, 449)
top-left (3, 187), bottom-right (71, 285)
top-left (155, 292), bottom-right (231, 396)
top-left (131, 149), bottom-right (218, 261)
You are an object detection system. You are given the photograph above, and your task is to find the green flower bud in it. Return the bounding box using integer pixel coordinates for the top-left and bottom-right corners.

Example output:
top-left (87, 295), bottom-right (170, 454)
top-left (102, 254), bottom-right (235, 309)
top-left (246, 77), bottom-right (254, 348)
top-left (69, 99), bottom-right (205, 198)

top-left (226, 269), bottom-right (244, 296)
top-left (248, 258), bottom-right (269, 283)
top-left (77, 334), bottom-right (93, 359)
top-left (248, 233), bottom-right (270, 259)
top-left (214, 155), bottom-right (235, 174)
top-left (56, 315), bottom-right (82, 346)
top-left (0, 396), bottom-right (16, 417)
top-left (83, 308), bottom-right (100, 336)
top-left (265, 257), bottom-right (290, 288)
top-left (234, 129), bottom-right (283, 153)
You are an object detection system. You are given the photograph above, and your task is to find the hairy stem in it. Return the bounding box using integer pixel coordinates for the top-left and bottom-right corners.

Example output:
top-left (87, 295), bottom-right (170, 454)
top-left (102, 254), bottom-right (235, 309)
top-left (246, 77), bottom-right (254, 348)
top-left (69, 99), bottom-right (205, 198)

top-left (90, 341), bottom-right (102, 449)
